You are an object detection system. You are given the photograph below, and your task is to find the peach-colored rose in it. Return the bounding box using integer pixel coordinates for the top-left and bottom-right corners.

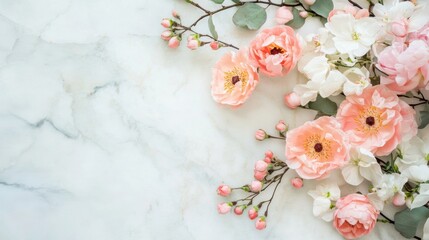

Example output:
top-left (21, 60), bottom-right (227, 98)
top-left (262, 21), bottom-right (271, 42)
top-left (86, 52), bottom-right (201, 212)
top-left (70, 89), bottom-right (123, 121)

top-left (333, 194), bottom-right (379, 239)
top-left (248, 26), bottom-right (302, 77)
top-left (211, 49), bottom-right (259, 106)
top-left (336, 85), bottom-right (417, 156)
top-left (285, 116), bottom-right (350, 179)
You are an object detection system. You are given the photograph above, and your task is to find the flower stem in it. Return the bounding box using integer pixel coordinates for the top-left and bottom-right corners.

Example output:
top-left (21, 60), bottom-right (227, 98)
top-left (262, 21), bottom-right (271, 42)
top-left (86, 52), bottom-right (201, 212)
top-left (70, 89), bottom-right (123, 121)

top-left (264, 167), bottom-right (289, 217)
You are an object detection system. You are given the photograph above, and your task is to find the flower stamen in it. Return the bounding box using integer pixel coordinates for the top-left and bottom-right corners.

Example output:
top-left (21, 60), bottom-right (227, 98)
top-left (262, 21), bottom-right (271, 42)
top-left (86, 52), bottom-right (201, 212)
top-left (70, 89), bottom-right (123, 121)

top-left (224, 67), bottom-right (249, 93)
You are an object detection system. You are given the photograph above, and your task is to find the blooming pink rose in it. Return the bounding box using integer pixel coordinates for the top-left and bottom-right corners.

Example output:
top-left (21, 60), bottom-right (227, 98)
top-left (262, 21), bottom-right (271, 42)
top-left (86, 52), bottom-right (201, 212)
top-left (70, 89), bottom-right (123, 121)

top-left (248, 207), bottom-right (258, 220)
top-left (275, 7), bottom-right (293, 25)
top-left (249, 25), bottom-right (302, 77)
top-left (255, 217), bottom-right (266, 230)
top-left (333, 194), bottom-right (379, 239)
top-left (250, 180), bottom-right (262, 192)
top-left (168, 37), bottom-right (180, 48)
top-left (254, 170), bottom-right (267, 181)
top-left (211, 49), bottom-right (259, 106)
top-left (284, 92), bottom-right (301, 109)
top-left (377, 40), bottom-right (429, 93)
top-left (291, 177), bottom-right (303, 189)
top-left (337, 85), bottom-right (417, 156)
top-left (217, 184), bottom-right (231, 197)
top-left (217, 202), bottom-right (232, 214)
top-left (255, 129), bottom-right (267, 141)
top-left (285, 116), bottom-right (350, 179)
top-left (254, 160), bottom-right (268, 172)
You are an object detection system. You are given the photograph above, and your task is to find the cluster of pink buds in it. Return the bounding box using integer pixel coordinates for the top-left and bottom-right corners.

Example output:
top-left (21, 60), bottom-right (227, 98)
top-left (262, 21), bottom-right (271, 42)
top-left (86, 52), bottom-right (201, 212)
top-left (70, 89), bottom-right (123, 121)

top-left (255, 120), bottom-right (289, 141)
top-left (216, 151), bottom-right (289, 230)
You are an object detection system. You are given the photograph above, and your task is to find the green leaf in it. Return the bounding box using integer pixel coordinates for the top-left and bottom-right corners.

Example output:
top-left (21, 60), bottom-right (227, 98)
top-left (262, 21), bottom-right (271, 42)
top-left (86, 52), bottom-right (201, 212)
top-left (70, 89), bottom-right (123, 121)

top-left (308, 95), bottom-right (337, 116)
top-left (283, 0), bottom-right (298, 3)
top-left (310, 0), bottom-right (334, 19)
top-left (211, 0), bottom-right (225, 4)
top-left (232, 3), bottom-right (267, 30)
top-left (394, 207), bottom-right (429, 238)
top-left (208, 16), bottom-right (218, 40)
top-left (419, 104), bottom-right (429, 129)
top-left (286, 7), bottom-right (305, 29)
top-left (231, 0), bottom-right (241, 3)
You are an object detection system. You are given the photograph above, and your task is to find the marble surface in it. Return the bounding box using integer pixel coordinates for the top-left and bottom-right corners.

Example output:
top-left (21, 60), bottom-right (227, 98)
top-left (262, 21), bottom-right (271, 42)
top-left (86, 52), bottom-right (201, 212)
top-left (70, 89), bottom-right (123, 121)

top-left (0, 0), bottom-right (412, 239)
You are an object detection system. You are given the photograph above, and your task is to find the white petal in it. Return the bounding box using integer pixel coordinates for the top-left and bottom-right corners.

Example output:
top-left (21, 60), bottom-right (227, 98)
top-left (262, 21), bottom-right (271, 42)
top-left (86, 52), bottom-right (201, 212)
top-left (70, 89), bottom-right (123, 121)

top-left (319, 70), bottom-right (346, 98)
top-left (342, 165), bottom-right (363, 186)
top-left (313, 197), bottom-right (331, 217)
top-left (402, 165), bottom-right (429, 183)
top-left (361, 164), bottom-right (383, 184)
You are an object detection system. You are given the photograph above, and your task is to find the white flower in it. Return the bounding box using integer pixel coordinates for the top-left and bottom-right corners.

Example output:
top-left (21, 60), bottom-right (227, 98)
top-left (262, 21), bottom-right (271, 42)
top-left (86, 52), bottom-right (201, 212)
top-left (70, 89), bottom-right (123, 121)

top-left (368, 173), bottom-right (408, 210)
top-left (397, 137), bottom-right (429, 183)
top-left (342, 67), bottom-right (371, 96)
top-left (326, 14), bottom-right (381, 57)
top-left (308, 182), bottom-right (340, 222)
top-left (409, 183), bottom-right (429, 209)
top-left (341, 148), bottom-right (382, 186)
top-left (304, 28), bottom-right (336, 55)
top-left (373, 0), bottom-right (414, 24)
top-left (401, 165), bottom-right (429, 183)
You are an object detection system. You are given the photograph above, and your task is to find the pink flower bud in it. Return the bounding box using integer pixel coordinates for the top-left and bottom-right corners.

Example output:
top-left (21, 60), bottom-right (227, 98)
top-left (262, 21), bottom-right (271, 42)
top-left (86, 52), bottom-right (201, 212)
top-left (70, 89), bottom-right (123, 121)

top-left (168, 37), bottom-right (180, 48)
top-left (255, 160), bottom-right (268, 172)
top-left (343, 6), bottom-right (358, 16)
top-left (390, 19), bottom-right (408, 38)
top-left (217, 202), bottom-right (232, 214)
top-left (254, 170), bottom-right (267, 181)
top-left (392, 193), bottom-right (406, 207)
top-left (250, 180), bottom-right (263, 192)
top-left (291, 177), bottom-right (303, 189)
top-left (263, 156), bottom-right (272, 163)
top-left (234, 205), bottom-right (245, 215)
top-left (275, 7), bottom-right (293, 25)
top-left (299, 11), bottom-right (309, 18)
top-left (161, 18), bottom-right (171, 28)
top-left (217, 184), bottom-right (231, 197)
top-left (210, 41), bottom-right (220, 50)
top-left (265, 150), bottom-right (273, 159)
top-left (304, 0), bottom-right (316, 5)
top-left (248, 207), bottom-right (258, 220)
top-left (161, 30), bottom-right (172, 41)
top-left (255, 217), bottom-right (266, 230)
top-left (187, 39), bottom-right (200, 50)
top-left (172, 10), bottom-right (180, 18)
top-left (275, 120), bottom-right (288, 132)
top-left (255, 129), bottom-right (267, 141)
top-left (355, 9), bottom-right (369, 19)
top-left (284, 92), bottom-right (301, 109)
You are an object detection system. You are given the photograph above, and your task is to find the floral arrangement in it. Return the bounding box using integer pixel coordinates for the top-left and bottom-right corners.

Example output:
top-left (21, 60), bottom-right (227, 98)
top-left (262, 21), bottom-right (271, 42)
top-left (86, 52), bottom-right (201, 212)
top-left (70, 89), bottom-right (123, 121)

top-left (161, 0), bottom-right (429, 239)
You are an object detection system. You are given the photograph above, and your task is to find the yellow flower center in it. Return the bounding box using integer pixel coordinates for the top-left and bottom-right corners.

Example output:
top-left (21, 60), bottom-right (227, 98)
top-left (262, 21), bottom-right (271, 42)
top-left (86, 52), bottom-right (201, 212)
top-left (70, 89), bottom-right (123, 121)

top-left (224, 67), bottom-right (249, 93)
top-left (355, 106), bottom-right (383, 135)
top-left (268, 43), bottom-right (286, 55)
top-left (304, 134), bottom-right (333, 162)
top-left (352, 32), bottom-right (360, 41)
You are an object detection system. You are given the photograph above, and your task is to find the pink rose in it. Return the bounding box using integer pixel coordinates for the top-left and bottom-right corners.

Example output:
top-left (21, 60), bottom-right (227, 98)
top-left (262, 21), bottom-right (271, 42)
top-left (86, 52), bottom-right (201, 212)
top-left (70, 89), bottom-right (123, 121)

top-left (168, 37), bottom-right (180, 48)
top-left (254, 170), bottom-right (267, 181)
top-left (211, 49), bottom-right (259, 106)
top-left (284, 92), bottom-right (301, 109)
top-left (290, 177), bottom-right (303, 189)
top-left (255, 217), bottom-right (266, 230)
top-left (275, 7), bottom-right (293, 25)
top-left (248, 207), bottom-right (258, 220)
top-left (285, 116), bottom-right (350, 179)
top-left (333, 194), bottom-right (379, 239)
top-left (217, 202), bottom-right (232, 214)
top-left (217, 184), bottom-right (231, 197)
top-left (255, 129), bottom-right (267, 141)
top-left (377, 40), bottom-right (429, 93)
top-left (249, 26), bottom-right (302, 77)
top-left (250, 180), bottom-right (262, 192)
top-left (337, 85), bottom-right (417, 156)
top-left (254, 160), bottom-right (268, 172)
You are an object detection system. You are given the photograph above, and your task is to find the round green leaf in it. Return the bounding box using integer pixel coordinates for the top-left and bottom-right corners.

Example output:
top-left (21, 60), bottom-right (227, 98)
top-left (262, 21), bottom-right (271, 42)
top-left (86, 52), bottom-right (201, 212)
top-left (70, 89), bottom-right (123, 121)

top-left (310, 0), bottom-right (333, 19)
top-left (286, 7), bottom-right (305, 29)
top-left (211, 0), bottom-right (225, 4)
top-left (394, 207), bottom-right (429, 238)
top-left (232, 3), bottom-right (267, 30)
top-left (308, 95), bottom-right (337, 116)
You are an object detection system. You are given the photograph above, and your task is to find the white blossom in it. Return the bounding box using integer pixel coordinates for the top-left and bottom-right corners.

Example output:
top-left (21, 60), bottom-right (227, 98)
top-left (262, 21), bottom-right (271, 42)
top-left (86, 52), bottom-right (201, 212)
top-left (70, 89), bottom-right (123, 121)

top-left (341, 148), bottom-right (382, 186)
top-left (308, 182), bottom-right (340, 222)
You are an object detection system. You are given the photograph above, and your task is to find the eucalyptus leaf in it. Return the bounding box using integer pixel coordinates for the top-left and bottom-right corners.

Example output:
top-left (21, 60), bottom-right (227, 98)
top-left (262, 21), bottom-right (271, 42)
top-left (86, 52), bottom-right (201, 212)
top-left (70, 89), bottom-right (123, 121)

top-left (419, 104), bottom-right (429, 129)
top-left (394, 207), bottom-right (429, 238)
top-left (231, 0), bottom-right (241, 3)
top-left (283, 0), bottom-right (298, 3)
top-left (211, 0), bottom-right (225, 4)
top-left (308, 95), bottom-right (337, 116)
top-left (232, 3), bottom-right (267, 30)
top-left (208, 16), bottom-right (218, 40)
top-left (310, 0), bottom-right (333, 19)
top-left (286, 7), bottom-right (305, 29)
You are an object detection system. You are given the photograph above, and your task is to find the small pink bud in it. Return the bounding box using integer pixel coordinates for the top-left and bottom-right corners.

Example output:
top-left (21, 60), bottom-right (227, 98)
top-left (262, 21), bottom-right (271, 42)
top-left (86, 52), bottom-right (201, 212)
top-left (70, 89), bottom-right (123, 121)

top-left (275, 120), bottom-right (288, 132)
top-left (392, 193), bottom-right (406, 207)
top-left (275, 7), bottom-right (293, 25)
top-left (210, 41), bottom-right (220, 50)
top-left (263, 156), bottom-right (272, 163)
top-left (304, 0), bottom-right (316, 5)
top-left (250, 180), bottom-right (263, 192)
top-left (291, 177), bottom-right (303, 189)
top-left (284, 92), bottom-right (301, 109)
top-left (161, 18), bottom-right (171, 28)
top-left (255, 129), bottom-right (267, 141)
top-left (265, 150), bottom-right (273, 159)
top-left (217, 202), bottom-right (232, 214)
top-left (344, 6), bottom-right (358, 16)
top-left (187, 39), bottom-right (200, 50)
top-left (255, 160), bottom-right (268, 172)
top-left (299, 11), bottom-right (309, 18)
top-left (248, 207), bottom-right (258, 220)
top-left (255, 217), bottom-right (266, 230)
top-left (254, 170), bottom-right (267, 181)
top-left (234, 205), bottom-right (245, 215)
top-left (390, 19), bottom-right (408, 38)
top-left (168, 37), bottom-right (180, 48)
top-left (161, 30), bottom-right (172, 41)
top-left (172, 10), bottom-right (180, 18)
top-left (217, 184), bottom-right (231, 197)
top-left (355, 9), bottom-right (369, 19)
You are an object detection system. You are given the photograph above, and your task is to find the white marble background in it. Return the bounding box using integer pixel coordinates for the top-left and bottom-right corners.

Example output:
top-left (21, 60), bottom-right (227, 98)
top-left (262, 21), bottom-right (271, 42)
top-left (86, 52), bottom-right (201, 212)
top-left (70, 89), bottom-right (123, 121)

top-left (0, 0), bottom-right (414, 239)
